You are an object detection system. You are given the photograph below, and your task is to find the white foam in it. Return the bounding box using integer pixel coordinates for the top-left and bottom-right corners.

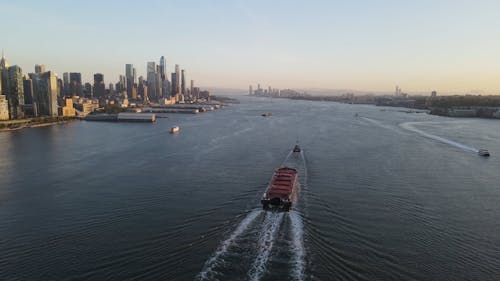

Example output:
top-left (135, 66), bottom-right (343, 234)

top-left (198, 209), bottom-right (261, 280)
top-left (289, 211), bottom-right (306, 281)
top-left (400, 122), bottom-right (478, 153)
top-left (247, 212), bottom-right (284, 281)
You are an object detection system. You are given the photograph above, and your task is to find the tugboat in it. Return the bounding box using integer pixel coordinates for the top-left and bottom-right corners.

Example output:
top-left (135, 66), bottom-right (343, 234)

top-left (261, 167), bottom-right (298, 211)
top-left (478, 149), bottom-right (490, 157)
top-left (293, 144), bottom-right (301, 153)
top-left (170, 126), bottom-right (180, 134)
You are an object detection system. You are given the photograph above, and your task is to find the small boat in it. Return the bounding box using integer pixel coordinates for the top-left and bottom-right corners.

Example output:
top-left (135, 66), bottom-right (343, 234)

top-left (261, 112), bottom-right (272, 117)
top-left (293, 144), bottom-right (301, 153)
top-left (261, 167), bottom-right (298, 211)
top-left (170, 126), bottom-right (180, 134)
top-left (478, 149), bottom-right (490, 157)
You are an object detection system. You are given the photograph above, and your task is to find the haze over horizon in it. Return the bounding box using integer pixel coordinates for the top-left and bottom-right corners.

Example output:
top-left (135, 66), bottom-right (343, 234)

top-left (3, 0), bottom-right (500, 94)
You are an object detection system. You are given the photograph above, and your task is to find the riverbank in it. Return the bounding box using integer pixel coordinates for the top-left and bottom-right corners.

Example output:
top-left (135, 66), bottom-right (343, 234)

top-left (0, 117), bottom-right (78, 132)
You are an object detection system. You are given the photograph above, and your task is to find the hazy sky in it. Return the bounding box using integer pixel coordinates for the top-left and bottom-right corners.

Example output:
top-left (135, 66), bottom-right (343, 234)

top-left (3, 0), bottom-right (500, 93)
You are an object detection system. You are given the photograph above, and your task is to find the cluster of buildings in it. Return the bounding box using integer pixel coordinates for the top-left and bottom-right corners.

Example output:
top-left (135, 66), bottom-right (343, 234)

top-left (249, 84), bottom-right (281, 97)
top-left (0, 52), bottom-right (211, 121)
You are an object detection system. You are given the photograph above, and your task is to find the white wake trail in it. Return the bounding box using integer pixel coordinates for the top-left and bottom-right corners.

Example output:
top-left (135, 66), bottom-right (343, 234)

top-left (400, 122), bottom-right (478, 153)
top-left (248, 212), bottom-right (284, 281)
top-left (289, 211), bottom-right (306, 281)
top-left (198, 209), bottom-right (261, 280)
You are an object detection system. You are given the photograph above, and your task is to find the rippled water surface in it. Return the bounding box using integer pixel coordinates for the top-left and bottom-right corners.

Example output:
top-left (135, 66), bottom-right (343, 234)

top-left (1, 96), bottom-right (500, 280)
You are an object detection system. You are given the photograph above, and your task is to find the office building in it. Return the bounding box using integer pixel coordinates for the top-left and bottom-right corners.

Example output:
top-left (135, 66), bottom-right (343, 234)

top-left (190, 80), bottom-right (194, 100)
top-left (32, 71), bottom-right (58, 117)
top-left (23, 76), bottom-right (34, 105)
top-left (35, 64), bottom-right (45, 74)
top-left (93, 73), bottom-right (105, 98)
top-left (63, 72), bottom-right (70, 96)
top-left (69, 72), bottom-right (83, 96)
top-left (5, 65), bottom-right (25, 119)
top-left (181, 69), bottom-right (186, 97)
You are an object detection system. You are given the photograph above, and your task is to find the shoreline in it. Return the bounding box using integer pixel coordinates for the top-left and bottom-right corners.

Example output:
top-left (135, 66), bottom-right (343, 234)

top-left (0, 119), bottom-right (78, 132)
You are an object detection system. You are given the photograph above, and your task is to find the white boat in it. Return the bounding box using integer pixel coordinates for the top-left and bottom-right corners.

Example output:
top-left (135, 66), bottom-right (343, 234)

top-left (170, 126), bottom-right (180, 134)
top-left (478, 149), bottom-right (490, 157)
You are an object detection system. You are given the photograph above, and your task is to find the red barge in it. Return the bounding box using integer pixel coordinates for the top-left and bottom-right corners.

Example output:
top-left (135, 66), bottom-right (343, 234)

top-left (261, 167), bottom-right (298, 211)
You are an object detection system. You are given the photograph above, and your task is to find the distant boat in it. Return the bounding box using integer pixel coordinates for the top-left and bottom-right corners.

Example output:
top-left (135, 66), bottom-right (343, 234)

top-left (478, 149), bottom-right (490, 157)
top-left (293, 144), bottom-right (301, 153)
top-left (170, 126), bottom-right (180, 134)
top-left (261, 112), bottom-right (272, 117)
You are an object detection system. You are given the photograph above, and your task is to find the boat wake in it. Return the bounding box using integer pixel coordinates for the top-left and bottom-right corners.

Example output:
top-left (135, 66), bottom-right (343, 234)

top-left (360, 117), bottom-right (403, 134)
top-left (248, 212), bottom-right (285, 281)
top-left (400, 122), bottom-right (479, 153)
top-left (198, 147), bottom-right (308, 281)
top-left (290, 210), bottom-right (306, 281)
top-left (198, 209), bottom-right (261, 280)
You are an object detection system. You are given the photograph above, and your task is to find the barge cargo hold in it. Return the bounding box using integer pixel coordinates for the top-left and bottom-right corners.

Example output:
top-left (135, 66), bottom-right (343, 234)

top-left (261, 167), bottom-right (298, 211)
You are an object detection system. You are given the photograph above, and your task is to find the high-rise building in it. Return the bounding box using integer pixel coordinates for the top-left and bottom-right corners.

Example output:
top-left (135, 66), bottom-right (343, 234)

top-left (69, 72), bottom-right (83, 96)
top-left (0, 50), bottom-right (9, 97)
top-left (171, 72), bottom-right (177, 98)
top-left (249, 85), bottom-right (253, 95)
top-left (159, 56), bottom-right (166, 81)
top-left (174, 64), bottom-right (181, 97)
top-left (93, 73), bottom-right (105, 98)
top-left (23, 76), bottom-right (34, 105)
top-left (5, 65), bottom-right (25, 119)
top-left (109, 83), bottom-right (114, 94)
top-left (147, 62), bottom-right (159, 101)
top-left (57, 78), bottom-right (63, 98)
top-left (32, 71), bottom-right (58, 117)
top-left (125, 64), bottom-right (136, 98)
top-left (63, 72), bottom-right (70, 96)
top-left (190, 80), bottom-right (194, 100)
top-left (35, 64), bottom-right (45, 74)
top-left (83, 82), bottom-right (92, 98)
top-left (192, 87), bottom-right (200, 100)
top-left (181, 69), bottom-right (186, 97)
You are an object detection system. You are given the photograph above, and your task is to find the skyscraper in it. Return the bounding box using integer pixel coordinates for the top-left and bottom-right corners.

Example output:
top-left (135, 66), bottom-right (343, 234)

top-left (0, 50), bottom-right (8, 97)
top-left (23, 75), bottom-right (34, 105)
top-left (249, 85), bottom-right (253, 95)
top-left (32, 71), bottom-right (58, 117)
top-left (181, 69), bottom-right (186, 97)
top-left (69, 72), bottom-right (83, 97)
top-left (159, 56), bottom-right (166, 81)
top-left (35, 64), bottom-right (45, 74)
top-left (171, 72), bottom-right (177, 99)
top-left (93, 73), bottom-right (105, 98)
top-left (190, 80), bottom-right (194, 100)
top-left (63, 72), bottom-right (70, 96)
top-left (125, 64), bottom-right (136, 98)
top-left (147, 62), bottom-right (160, 101)
top-left (174, 64), bottom-right (181, 97)
top-left (6, 65), bottom-right (25, 119)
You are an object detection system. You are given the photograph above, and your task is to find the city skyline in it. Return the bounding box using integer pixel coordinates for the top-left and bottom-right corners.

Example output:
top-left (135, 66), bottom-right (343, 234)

top-left (3, 0), bottom-right (500, 94)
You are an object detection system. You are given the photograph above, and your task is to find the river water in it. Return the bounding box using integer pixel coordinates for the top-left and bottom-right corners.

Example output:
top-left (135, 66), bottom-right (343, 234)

top-left (1, 96), bottom-right (499, 280)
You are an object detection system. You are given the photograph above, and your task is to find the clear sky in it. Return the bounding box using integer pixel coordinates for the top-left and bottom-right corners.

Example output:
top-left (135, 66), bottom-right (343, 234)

top-left (3, 0), bottom-right (500, 94)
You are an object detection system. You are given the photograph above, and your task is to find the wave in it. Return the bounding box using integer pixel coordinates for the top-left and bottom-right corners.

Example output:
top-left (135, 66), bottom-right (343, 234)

top-left (197, 209), bottom-right (261, 280)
